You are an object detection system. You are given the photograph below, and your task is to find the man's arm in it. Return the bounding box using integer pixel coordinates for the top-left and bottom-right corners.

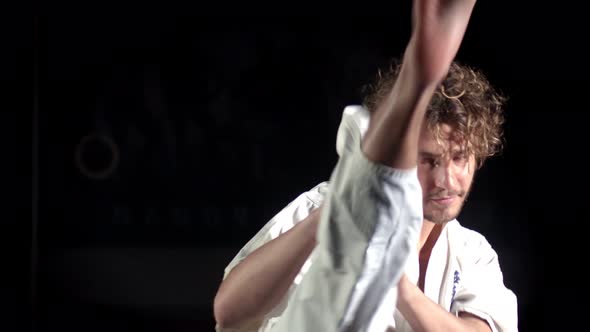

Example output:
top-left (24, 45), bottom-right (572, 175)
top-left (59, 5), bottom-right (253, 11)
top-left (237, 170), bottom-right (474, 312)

top-left (397, 275), bottom-right (492, 332)
top-left (214, 207), bottom-right (322, 329)
top-left (397, 227), bottom-right (518, 332)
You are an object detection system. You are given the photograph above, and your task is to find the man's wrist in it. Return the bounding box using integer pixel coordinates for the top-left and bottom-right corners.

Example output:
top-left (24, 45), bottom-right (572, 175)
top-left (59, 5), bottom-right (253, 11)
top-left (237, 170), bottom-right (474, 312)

top-left (398, 274), bottom-right (421, 307)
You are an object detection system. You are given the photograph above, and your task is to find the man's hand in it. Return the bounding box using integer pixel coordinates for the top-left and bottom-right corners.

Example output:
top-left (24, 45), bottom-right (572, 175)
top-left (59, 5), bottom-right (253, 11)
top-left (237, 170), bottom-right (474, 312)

top-left (406, 0), bottom-right (477, 84)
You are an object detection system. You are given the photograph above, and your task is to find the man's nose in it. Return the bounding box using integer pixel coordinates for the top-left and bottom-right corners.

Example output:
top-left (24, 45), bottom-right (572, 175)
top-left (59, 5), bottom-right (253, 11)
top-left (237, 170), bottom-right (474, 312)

top-left (434, 163), bottom-right (455, 189)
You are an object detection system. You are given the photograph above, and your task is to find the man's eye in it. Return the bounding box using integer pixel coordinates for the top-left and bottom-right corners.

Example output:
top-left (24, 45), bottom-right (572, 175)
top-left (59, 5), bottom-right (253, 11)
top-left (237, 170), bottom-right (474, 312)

top-left (421, 158), bottom-right (437, 167)
top-left (453, 154), bottom-right (467, 163)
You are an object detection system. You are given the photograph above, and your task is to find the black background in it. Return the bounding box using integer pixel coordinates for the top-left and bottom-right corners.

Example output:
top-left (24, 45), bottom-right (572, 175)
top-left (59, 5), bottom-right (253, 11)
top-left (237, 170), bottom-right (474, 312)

top-left (21, 1), bottom-right (588, 331)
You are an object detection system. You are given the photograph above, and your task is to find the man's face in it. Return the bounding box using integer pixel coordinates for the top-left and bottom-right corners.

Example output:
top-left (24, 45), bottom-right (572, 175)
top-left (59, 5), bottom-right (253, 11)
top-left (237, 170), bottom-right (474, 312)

top-left (417, 123), bottom-right (476, 224)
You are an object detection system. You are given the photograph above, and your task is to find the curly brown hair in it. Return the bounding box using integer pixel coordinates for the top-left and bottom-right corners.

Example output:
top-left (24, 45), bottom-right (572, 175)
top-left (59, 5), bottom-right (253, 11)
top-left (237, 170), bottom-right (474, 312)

top-left (362, 60), bottom-right (506, 168)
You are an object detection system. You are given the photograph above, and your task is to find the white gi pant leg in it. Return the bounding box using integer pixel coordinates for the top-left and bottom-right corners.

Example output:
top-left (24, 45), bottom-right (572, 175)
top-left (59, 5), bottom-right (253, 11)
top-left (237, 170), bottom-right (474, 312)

top-left (270, 139), bottom-right (423, 332)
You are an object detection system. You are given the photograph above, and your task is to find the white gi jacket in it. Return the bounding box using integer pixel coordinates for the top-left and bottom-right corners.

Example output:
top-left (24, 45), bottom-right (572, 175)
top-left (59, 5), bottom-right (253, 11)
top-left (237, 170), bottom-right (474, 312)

top-left (217, 106), bottom-right (518, 332)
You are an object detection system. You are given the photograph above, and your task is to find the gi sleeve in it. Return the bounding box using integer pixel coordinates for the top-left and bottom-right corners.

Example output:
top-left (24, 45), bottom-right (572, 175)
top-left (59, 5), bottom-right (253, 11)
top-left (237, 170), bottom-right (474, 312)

top-left (451, 236), bottom-right (519, 332)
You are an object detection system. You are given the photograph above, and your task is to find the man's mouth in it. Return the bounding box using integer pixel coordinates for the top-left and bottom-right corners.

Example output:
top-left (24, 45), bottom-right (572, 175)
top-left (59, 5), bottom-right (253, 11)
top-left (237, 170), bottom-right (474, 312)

top-left (430, 196), bottom-right (456, 205)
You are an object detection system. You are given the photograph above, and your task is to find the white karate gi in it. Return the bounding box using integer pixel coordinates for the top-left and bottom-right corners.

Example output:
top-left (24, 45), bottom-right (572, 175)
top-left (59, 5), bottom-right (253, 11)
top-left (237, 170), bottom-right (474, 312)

top-left (217, 106), bottom-right (518, 332)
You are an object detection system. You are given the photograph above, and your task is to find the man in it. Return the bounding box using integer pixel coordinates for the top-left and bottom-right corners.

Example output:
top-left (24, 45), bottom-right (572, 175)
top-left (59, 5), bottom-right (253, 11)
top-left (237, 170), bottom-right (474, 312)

top-left (214, 0), bottom-right (518, 331)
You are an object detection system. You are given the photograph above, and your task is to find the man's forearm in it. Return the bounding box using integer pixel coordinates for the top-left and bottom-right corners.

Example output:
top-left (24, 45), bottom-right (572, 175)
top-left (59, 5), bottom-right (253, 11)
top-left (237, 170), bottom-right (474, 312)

top-left (397, 276), bottom-right (492, 332)
top-left (214, 208), bottom-right (321, 328)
